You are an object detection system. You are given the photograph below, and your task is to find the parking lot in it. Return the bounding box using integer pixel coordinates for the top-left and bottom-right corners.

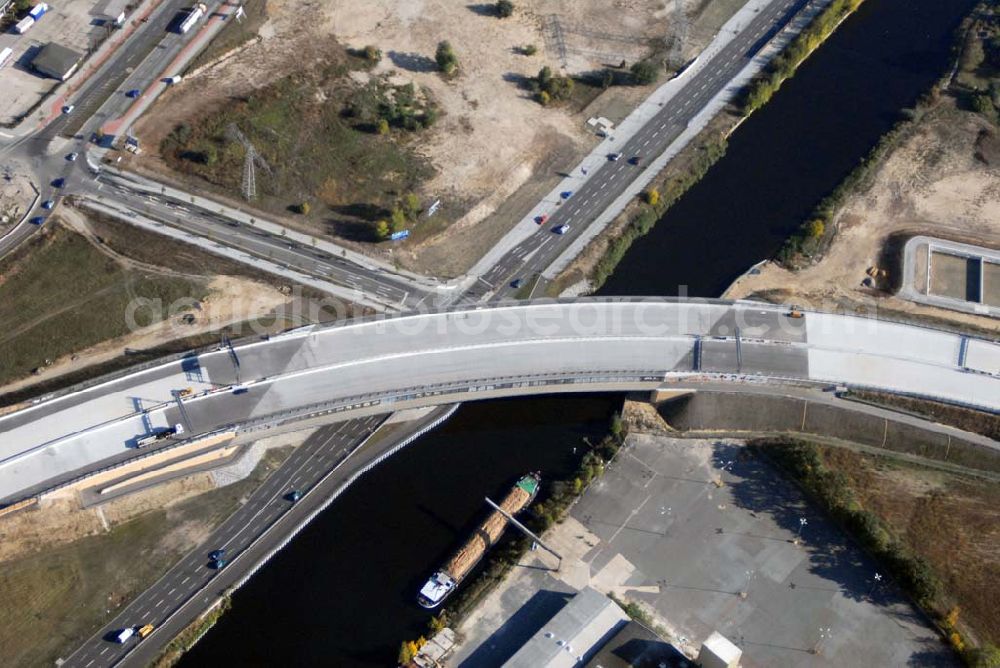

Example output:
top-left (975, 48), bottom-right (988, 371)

top-left (452, 435), bottom-right (954, 667)
top-left (0, 0), bottom-right (112, 123)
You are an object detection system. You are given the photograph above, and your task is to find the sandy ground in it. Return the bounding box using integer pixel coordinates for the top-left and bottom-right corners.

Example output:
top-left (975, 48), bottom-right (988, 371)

top-left (0, 209), bottom-right (290, 396)
top-left (0, 475), bottom-right (216, 563)
top-left (726, 100), bottom-right (1000, 333)
top-left (133, 0), bottom-right (744, 275)
top-left (0, 175), bottom-right (36, 238)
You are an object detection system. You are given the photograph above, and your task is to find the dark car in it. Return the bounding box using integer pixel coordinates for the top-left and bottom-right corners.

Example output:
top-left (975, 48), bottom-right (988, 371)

top-left (126, 89), bottom-right (142, 98)
top-left (210, 558), bottom-right (228, 570)
top-left (510, 278), bottom-right (524, 289)
top-left (30, 216), bottom-right (45, 225)
top-left (51, 177), bottom-right (65, 188)
top-left (628, 156), bottom-right (641, 165)
top-left (287, 490), bottom-right (303, 502)
top-left (209, 549), bottom-right (226, 561)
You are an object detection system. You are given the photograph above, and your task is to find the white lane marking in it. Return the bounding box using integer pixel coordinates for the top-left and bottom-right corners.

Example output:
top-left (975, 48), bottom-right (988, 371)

top-left (168, 588), bottom-right (176, 595)
top-left (155, 598), bottom-right (165, 608)
top-left (86, 661), bottom-right (95, 667)
top-left (100, 648), bottom-right (109, 656)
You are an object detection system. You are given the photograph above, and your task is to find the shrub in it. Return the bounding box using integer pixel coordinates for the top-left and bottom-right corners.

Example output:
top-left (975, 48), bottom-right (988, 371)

top-left (532, 66), bottom-right (574, 104)
top-left (496, 0), bottom-right (514, 18)
top-left (435, 41), bottom-right (459, 76)
top-left (390, 207), bottom-right (407, 232)
top-left (374, 220), bottom-right (390, 240)
top-left (403, 193), bottom-right (421, 219)
top-left (376, 118), bottom-right (390, 135)
top-left (645, 189), bottom-right (660, 206)
top-left (971, 93), bottom-right (995, 118)
top-left (363, 44), bottom-right (382, 64)
top-left (538, 90), bottom-right (551, 106)
top-left (297, 202), bottom-right (311, 215)
top-left (523, 44), bottom-right (537, 56)
top-left (630, 60), bottom-right (659, 85)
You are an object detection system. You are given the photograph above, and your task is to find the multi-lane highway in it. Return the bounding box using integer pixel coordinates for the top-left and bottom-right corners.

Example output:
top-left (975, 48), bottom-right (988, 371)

top-left (470, 0), bottom-right (820, 301)
top-left (59, 413), bottom-right (411, 668)
top-left (5, 299), bottom-right (999, 502)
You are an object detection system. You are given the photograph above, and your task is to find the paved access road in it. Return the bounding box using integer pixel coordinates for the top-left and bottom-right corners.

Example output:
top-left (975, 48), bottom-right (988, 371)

top-left (60, 414), bottom-right (391, 668)
top-left (469, 0), bottom-right (819, 302)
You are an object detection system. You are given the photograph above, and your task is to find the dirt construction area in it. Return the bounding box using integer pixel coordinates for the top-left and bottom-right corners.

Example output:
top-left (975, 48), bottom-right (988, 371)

top-left (726, 99), bottom-right (1000, 334)
top-left (132, 0), bottom-right (745, 276)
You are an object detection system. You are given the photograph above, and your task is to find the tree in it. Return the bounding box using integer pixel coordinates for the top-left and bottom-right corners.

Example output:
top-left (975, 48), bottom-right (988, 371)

top-left (363, 44), bottom-right (381, 64)
top-left (375, 220), bottom-right (390, 240)
top-left (645, 188), bottom-right (659, 206)
top-left (435, 41), bottom-right (458, 76)
top-left (403, 193), bottom-right (421, 219)
top-left (971, 93), bottom-right (995, 118)
top-left (298, 202), bottom-right (311, 215)
top-left (496, 0), bottom-right (514, 17)
top-left (630, 60), bottom-right (659, 85)
top-left (522, 44), bottom-right (537, 56)
top-left (376, 118), bottom-right (390, 135)
top-left (806, 218), bottom-right (824, 239)
top-left (390, 207), bottom-right (407, 232)
top-left (398, 641), bottom-right (415, 665)
top-left (537, 90), bottom-right (551, 106)
top-left (968, 643), bottom-right (1000, 668)
top-left (537, 66), bottom-right (553, 89)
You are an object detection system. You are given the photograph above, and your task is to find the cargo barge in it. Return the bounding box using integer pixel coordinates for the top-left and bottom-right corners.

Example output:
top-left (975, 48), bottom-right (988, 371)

top-left (417, 473), bottom-right (540, 609)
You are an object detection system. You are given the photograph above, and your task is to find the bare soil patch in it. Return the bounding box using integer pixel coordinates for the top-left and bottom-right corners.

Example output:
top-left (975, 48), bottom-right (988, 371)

top-left (133, 0), bottom-right (744, 275)
top-left (725, 99), bottom-right (1000, 334)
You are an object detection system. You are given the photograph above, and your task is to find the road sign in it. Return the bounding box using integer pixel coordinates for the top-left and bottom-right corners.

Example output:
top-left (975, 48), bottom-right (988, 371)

top-left (390, 229), bottom-right (410, 241)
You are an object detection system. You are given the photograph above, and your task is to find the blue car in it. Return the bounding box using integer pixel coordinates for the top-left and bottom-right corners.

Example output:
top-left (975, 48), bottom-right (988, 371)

top-left (209, 549), bottom-right (226, 561)
top-left (42, 200), bottom-right (55, 209)
top-left (126, 89), bottom-right (142, 98)
top-left (51, 178), bottom-right (65, 188)
top-left (30, 216), bottom-right (46, 225)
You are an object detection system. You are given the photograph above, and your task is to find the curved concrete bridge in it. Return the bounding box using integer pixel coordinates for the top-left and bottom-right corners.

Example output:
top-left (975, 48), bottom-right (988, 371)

top-left (2, 298), bottom-right (998, 500)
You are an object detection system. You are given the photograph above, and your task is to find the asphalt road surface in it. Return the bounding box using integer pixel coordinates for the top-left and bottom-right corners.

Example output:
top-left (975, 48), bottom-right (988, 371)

top-left (469, 0), bottom-right (818, 302)
top-left (60, 413), bottom-right (414, 668)
top-left (86, 172), bottom-right (436, 309)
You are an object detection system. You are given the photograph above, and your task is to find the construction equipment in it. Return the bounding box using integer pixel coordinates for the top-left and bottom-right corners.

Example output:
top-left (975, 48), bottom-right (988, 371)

top-left (226, 124), bottom-right (272, 201)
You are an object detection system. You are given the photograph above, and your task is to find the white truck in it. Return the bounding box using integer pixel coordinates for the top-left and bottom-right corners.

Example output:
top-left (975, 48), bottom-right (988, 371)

top-left (14, 15), bottom-right (35, 34)
top-left (115, 628), bottom-right (134, 643)
top-left (177, 3), bottom-right (207, 34)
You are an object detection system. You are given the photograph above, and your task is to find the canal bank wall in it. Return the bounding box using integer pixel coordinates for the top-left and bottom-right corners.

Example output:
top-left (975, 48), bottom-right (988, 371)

top-left (656, 391), bottom-right (1000, 475)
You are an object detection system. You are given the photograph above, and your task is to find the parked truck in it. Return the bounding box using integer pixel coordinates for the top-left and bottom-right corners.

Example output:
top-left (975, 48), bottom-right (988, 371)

top-left (177, 3), bottom-right (207, 34)
top-left (14, 16), bottom-right (35, 34)
top-left (29, 2), bottom-right (49, 20)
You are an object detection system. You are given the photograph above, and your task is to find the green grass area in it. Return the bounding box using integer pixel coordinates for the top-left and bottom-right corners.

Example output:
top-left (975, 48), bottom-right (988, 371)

top-left (161, 63), bottom-right (435, 242)
top-left (0, 447), bottom-right (292, 667)
top-left (0, 225), bottom-right (208, 385)
top-left (186, 0), bottom-right (268, 73)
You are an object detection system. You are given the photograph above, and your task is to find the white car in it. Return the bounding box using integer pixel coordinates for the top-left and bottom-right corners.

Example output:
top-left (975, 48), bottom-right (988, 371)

top-left (554, 224), bottom-right (570, 235)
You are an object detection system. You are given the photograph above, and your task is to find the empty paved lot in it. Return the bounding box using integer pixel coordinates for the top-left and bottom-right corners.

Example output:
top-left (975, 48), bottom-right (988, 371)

top-left (453, 435), bottom-right (954, 667)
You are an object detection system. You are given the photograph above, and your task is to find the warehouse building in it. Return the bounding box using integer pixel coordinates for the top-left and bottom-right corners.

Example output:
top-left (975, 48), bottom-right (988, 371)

top-left (31, 42), bottom-right (83, 80)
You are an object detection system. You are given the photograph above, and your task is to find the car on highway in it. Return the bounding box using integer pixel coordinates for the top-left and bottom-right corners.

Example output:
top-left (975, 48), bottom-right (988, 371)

top-left (553, 224), bottom-right (570, 235)
top-left (628, 156), bottom-right (641, 165)
top-left (30, 216), bottom-right (46, 225)
top-left (510, 278), bottom-right (524, 289)
top-left (209, 548), bottom-right (226, 561)
top-left (126, 88), bottom-right (142, 98)
top-left (41, 199), bottom-right (55, 209)
top-left (534, 214), bottom-right (548, 225)
top-left (115, 628), bottom-right (134, 643)
top-left (61, 104), bottom-right (75, 114)
top-left (608, 152), bottom-right (623, 161)
top-left (211, 558), bottom-right (228, 569)
top-left (288, 490), bottom-right (303, 502)
top-left (51, 177), bottom-right (65, 188)
top-left (66, 152), bottom-right (78, 162)
top-left (137, 624), bottom-right (154, 639)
